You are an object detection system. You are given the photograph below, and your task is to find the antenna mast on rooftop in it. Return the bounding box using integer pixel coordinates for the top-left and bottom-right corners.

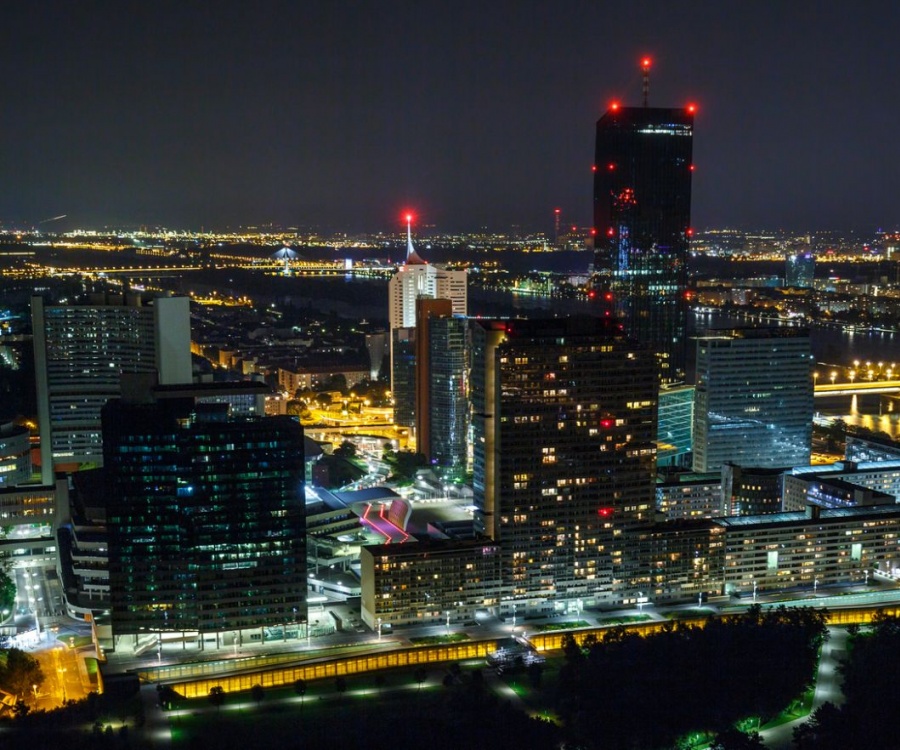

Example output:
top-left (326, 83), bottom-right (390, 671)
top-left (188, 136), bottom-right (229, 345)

top-left (641, 57), bottom-right (651, 107)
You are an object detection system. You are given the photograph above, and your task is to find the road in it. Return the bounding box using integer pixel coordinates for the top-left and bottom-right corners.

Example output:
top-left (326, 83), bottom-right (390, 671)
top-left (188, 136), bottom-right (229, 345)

top-left (760, 626), bottom-right (848, 749)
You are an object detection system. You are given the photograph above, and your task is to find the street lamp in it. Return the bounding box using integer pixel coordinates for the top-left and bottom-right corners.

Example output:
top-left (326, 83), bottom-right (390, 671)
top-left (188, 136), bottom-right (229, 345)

top-left (445, 611), bottom-right (450, 634)
top-left (813, 371), bottom-right (819, 386)
top-left (376, 617), bottom-right (382, 641)
top-left (813, 578), bottom-right (819, 594)
top-left (637, 592), bottom-right (645, 613)
top-left (512, 602), bottom-right (517, 632)
top-left (830, 371), bottom-right (837, 385)
top-left (849, 370), bottom-right (856, 384)
top-left (752, 580), bottom-right (757, 603)
top-left (865, 569), bottom-right (869, 586)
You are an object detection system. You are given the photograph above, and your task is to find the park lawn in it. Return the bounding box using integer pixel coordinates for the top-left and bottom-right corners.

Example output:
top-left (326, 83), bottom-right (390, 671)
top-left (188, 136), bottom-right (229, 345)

top-left (170, 674), bottom-right (466, 749)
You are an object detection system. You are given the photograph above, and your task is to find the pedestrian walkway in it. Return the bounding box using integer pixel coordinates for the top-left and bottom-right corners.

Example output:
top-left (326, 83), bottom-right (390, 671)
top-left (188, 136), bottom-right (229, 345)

top-left (760, 626), bottom-right (848, 749)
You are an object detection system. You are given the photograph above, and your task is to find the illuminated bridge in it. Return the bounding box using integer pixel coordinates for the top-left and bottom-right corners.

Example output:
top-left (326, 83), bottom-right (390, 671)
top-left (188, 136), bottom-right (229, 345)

top-left (814, 380), bottom-right (900, 398)
top-left (149, 601), bottom-right (900, 700)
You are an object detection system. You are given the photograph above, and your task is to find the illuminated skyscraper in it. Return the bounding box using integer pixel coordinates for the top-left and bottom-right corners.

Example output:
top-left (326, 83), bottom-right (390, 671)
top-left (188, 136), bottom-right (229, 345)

top-left (785, 251), bottom-right (815, 288)
top-left (471, 317), bottom-right (657, 612)
top-left (593, 104), bottom-right (694, 383)
top-left (32, 293), bottom-right (191, 481)
top-left (388, 216), bottom-right (466, 427)
top-left (415, 299), bottom-right (468, 474)
top-left (692, 328), bottom-right (813, 473)
top-left (102, 387), bottom-right (306, 640)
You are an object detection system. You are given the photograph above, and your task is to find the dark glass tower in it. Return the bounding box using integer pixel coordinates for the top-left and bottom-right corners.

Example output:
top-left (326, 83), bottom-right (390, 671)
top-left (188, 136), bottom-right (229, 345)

top-left (593, 106), bottom-right (694, 383)
top-left (102, 395), bottom-right (306, 639)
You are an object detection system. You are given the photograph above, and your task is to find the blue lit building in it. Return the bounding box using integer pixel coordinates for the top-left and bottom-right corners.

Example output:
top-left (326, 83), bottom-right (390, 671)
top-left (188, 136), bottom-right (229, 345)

top-left (785, 251), bottom-right (815, 288)
top-left (102, 388), bottom-right (306, 642)
top-left (593, 105), bottom-right (694, 383)
top-left (415, 298), bottom-right (468, 475)
top-left (656, 384), bottom-right (694, 467)
top-left (692, 328), bottom-right (813, 473)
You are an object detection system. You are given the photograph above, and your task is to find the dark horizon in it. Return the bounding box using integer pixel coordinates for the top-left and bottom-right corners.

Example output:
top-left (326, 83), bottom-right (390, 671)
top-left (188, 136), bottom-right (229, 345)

top-left (4, 2), bottom-right (900, 234)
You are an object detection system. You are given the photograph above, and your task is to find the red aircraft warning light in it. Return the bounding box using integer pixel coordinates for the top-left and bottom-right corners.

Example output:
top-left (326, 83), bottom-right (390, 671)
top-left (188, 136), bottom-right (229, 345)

top-left (610, 101), bottom-right (620, 112)
top-left (687, 103), bottom-right (697, 114)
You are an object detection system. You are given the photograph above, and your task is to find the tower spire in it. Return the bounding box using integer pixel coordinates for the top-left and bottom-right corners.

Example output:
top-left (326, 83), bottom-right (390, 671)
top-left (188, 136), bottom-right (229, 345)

top-left (641, 57), bottom-right (651, 107)
top-left (406, 213), bottom-right (415, 260)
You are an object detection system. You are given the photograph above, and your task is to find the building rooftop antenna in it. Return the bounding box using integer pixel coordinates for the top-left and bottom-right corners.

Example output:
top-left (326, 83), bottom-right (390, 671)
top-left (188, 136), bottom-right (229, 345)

top-left (641, 57), bottom-right (651, 107)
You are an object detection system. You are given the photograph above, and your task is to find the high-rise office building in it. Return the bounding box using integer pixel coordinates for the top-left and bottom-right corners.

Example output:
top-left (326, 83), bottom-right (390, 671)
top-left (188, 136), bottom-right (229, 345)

top-left (102, 386), bottom-right (305, 640)
top-left (414, 299), bottom-right (468, 474)
top-left (471, 317), bottom-right (657, 612)
top-left (32, 293), bottom-right (191, 481)
top-left (388, 219), bottom-right (466, 428)
top-left (593, 104), bottom-right (694, 383)
top-left (785, 251), bottom-right (815, 288)
top-left (692, 328), bottom-right (813, 473)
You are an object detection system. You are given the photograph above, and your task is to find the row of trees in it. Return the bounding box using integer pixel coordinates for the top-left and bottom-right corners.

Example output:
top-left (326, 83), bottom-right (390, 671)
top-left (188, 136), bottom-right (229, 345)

top-left (557, 605), bottom-right (828, 750)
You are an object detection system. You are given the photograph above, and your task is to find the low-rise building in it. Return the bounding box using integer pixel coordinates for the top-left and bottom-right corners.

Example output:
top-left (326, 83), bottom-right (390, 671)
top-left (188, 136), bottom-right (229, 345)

top-left (360, 539), bottom-right (501, 628)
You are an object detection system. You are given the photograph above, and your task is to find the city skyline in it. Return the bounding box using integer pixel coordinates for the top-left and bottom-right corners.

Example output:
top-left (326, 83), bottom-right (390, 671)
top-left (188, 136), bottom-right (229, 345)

top-left (4, 2), bottom-right (900, 233)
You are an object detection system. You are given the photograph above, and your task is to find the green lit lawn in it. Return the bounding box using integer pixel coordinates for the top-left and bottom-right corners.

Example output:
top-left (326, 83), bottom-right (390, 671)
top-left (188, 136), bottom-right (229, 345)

top-left (408, 633), bottom-right (471, 645)
top-left (595, 614), bottom-right (653, 625)
top-left (532, 620), bottom-right (591, 632)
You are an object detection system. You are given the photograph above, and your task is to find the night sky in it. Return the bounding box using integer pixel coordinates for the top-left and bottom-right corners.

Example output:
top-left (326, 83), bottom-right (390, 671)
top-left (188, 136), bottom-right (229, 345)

top-left (4, 1), bottom-right (899, 233)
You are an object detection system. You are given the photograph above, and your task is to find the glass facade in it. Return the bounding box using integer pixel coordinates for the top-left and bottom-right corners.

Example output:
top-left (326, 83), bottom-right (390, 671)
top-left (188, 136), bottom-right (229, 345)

top-left (427, 315), bottom-right (468, 474)
top-left (593, 107), bottom-right (694, 383)
top-left (102, 398), bottom-right (306, 637)
top-left (391, 328), bottom-right (416, 428)
top-left (692, 328), bottom-right (813, 473)
top-left (785, 251), bottom-right (815, 288)
top-left (656, 384), bottom-right (694, 467)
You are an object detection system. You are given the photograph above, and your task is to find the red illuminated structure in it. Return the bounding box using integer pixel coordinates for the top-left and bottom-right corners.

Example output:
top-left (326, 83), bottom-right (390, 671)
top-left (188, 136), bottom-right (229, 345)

top-left (592, 60), bottom-right (695, 383)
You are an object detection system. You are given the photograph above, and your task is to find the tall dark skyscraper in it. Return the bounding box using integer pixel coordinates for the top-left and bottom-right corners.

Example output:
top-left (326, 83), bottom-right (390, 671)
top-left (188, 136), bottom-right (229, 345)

top-left (593, 103), bottom-right (694, 383)
top-left (102, 388), bottom-right (306, 641)
top-left (471, 317), bottom-right (658, 612)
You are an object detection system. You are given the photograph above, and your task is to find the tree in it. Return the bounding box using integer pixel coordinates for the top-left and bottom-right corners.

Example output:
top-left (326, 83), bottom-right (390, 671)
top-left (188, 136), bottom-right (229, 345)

top-left (0, 569), bottom-right (15, 616)
top-left (334, 440), bottom-right (357, 458)
top-left (527, 661), bottom-right (543, 688)
top-left (708, 727), bottom-right (766, 750)
top-left (293, 678), bottom-right (306, 707)
top-left (335, 675), bottom-right (347, 698)
top-left (0, 648), bottom-right (45, 699)
top-left (208, 685), bottom-right (225, 711)
top-left (250, 683), bottom-right (264, 706)
top-left (383, 450), bottom-right (428, 482)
